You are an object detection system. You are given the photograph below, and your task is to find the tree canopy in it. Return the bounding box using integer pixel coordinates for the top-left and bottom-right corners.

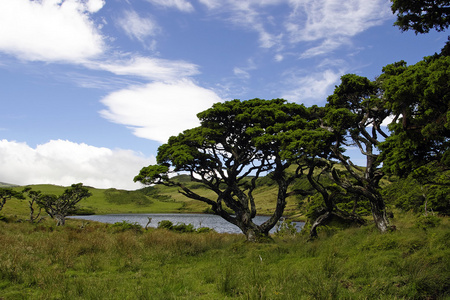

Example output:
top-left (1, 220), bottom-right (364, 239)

top-left (391, 0), bottom-right (450, 33)
top-left (36, 183), bottom-right (92, 226)
top-left (379, 53), bottom-right (450, 176)
top-left (135, 99), bottom-right (336, 241)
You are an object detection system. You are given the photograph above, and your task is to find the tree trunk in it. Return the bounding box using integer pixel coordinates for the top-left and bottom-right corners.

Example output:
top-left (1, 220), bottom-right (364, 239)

top-left (369, 196), bottom-right (390, 233)
top-left (54, 214), bottom-right (66, 226)
top-left (235, 209), bottom-right (269, 242)
top-left (309, 208), bottom-right (366, 238)
top-left (310, 210), bottom-right (331, 238)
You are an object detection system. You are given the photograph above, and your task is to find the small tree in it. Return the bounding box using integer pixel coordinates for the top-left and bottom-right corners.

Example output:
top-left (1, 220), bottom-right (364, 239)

top-left (22, 187), bottom-right (44, 224)
top-left (0, 188), bottom-right (24, 213)
top-left (37, 183), bottom-right (92, 226)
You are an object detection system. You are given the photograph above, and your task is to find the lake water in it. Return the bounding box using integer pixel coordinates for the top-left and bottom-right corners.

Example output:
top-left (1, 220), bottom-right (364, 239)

top-left (68, 213), bottom-right (304, 234)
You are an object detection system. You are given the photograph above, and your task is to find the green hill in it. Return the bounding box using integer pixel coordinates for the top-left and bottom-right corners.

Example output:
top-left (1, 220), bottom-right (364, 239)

top-left (3, 172), bottom-right (306, 219)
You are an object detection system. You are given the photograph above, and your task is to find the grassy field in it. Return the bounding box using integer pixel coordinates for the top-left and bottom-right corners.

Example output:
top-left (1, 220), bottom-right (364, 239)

top-left (0, 212), bottom-right (449, 299)
top-left (1, 177), bottom-right (449, 299)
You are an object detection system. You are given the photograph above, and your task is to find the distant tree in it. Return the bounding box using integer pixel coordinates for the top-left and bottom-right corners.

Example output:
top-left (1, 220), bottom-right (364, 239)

top-left (22, 187), bottom-right (44, 224)
top-left (391, 0), bottom-right (450, 33)
top-left (325, 74), bottom-right (393, 233)
top-left (37, 183), bottom-right (92, 226)
top-left (135, 99), bottom-right (321, 241)
top-left (0, 188), bottom-right (24, 213)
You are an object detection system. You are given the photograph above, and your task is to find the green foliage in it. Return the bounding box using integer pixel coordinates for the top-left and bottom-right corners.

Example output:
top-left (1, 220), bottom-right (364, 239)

top-left (415, 214), bottom-right (442, 230)
top-left (0, 187), bottom-right (24, 212)
top-left (157, 219), bottom-right (174, 229)
top-left (382, 168), bottom-right (450, 216)
top-left (110, 220), bottom-right (143, 233)
top-left (36, 183), bottom-right (92, 226)
top-left (391, 0), bottom-right (450, 33)
top-left (157, 219), bottom-right (214, 233)
top-left (380, 54), bottom-right (450, 176)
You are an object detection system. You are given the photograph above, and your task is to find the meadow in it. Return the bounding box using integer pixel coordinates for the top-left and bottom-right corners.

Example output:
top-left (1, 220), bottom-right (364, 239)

top-left (0, 211), bottom-right (449, 299)
top-left (1, 179), bottom-right (450, 299)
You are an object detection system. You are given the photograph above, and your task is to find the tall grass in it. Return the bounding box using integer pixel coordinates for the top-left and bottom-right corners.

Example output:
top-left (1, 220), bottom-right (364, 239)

top-left (0, 214), bottom-right (449, 299)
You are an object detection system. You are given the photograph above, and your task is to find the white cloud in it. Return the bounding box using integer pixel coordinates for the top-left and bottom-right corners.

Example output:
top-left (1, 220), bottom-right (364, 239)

top-left (146, 0), bottom-right (194, 12)
top-left (199, 0), bottom-right (283, 49)
top-left (233, 67), bottom-right (250, 79)
top-left (286, 0), bottom-right (391, 56)
top-left (0, 0), bottom-right (105, 63)
top-left (100, 80), bottom-right (223, 143)
top-left (86, 0), bottom-right (105, 13)
top-left (0, 139), bottom-right (154, 190)
top-left (274, 54), bottom-right (284, 62)
top-left (117, 10), bottom-right (160, 44)
top-left (282, 69), bottom-right (342, 105)
top-left (87, 55), bottom-right (200, 81)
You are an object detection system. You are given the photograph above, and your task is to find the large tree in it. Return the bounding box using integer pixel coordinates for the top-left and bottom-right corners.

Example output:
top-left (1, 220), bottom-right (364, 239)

top-left (379, 53), bottom-right (450, 177)
top-left (391, 0), bottom-right (450, 33)
top-left (325, 74), bottom-right (393, 232)
top-left (135, 99), bottom-right (320, 241)
top-left (37, 183), bottom-right (92, 226)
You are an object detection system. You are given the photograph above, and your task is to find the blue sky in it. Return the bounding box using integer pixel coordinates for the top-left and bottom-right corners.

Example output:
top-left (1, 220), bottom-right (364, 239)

top-left (0, 0), bottom-right (447, 189)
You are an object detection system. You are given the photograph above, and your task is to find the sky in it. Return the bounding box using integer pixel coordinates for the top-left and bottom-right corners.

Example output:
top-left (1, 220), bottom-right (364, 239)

top-left (0, 0), bottom-right (448, 190)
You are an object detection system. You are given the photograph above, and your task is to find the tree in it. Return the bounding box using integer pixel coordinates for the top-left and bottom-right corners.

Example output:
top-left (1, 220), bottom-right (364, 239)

top-left (325, 74), bottom-right (393, 233)
top-left (36, 183), bottom-right (92, 226)
top-left (379, 53), bottom-right (450, 177)
top-left (391, 0), bottom-right (450, 33)
top-left (0, 188), bottom-right (24, 213)
top-left (135, 99), bottom-right (316, 241)
top-left (22, 187), bottom-right (44, 224)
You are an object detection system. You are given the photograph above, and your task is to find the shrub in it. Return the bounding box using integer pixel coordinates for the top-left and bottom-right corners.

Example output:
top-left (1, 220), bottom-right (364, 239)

top-left (110, 220), bottom-right (143, 233)
top-left (157, 220), bottom-right (173, 230)
top-left (415, 215), bottom-right (442, 230)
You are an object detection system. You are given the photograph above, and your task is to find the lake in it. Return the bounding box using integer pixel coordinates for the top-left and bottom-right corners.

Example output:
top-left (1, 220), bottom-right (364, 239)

top-left (69, 213), bottom-right (304, 234)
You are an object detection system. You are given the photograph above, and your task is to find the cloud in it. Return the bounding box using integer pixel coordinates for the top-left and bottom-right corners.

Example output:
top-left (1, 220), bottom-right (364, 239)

top-left (116, 10), bottom-right (160, 44)
top-left (100, 80), bottom-right (223, 143)
top-left (0, 139), bottom-right (154, 190)
top-left (286, 0), bottom-right (392, 56)
top-left (0, 0), bottom-right (105, 63)
top-left (233, 67), bottom-right (251, 79)
top-left (282, 69), bottom-right (342, 105)
top-left (145, 0), bottom-right (194, 12)
top-left (199, 0), bottom-right (283, 49)
top-left (87, 55), bottom-right (200, 81)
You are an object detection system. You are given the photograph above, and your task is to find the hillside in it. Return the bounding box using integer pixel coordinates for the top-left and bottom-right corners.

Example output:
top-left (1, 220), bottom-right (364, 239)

top-left (3, 173), bottom-right (306, 219)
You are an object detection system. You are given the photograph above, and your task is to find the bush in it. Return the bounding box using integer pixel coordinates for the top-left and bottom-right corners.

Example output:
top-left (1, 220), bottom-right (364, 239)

top-left (110, 220), bottom-right (143, 233)
top-left (157, 220), bottom-right (173, 230)
top-left (157, 220), bottom-right (214, 233)
top-left (415, 215), bottom-right (442, 230)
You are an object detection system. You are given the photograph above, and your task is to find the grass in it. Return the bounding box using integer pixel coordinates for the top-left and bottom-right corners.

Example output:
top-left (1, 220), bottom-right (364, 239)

top-left (0, 213), bottom-right (449, 299)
